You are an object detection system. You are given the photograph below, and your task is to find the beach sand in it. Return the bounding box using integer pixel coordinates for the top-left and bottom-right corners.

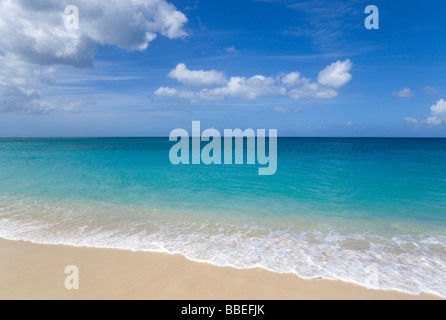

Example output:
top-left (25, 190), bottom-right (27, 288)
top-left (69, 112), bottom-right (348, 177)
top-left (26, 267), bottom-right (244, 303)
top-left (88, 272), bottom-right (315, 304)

top-left (0, 238), bottom-right (441, 300)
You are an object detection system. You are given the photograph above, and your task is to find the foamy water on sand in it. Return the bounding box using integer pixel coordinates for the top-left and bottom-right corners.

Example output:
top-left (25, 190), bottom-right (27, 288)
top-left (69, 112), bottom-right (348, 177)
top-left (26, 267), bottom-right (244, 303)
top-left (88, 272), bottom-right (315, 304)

top-left (0, 138), bottom-right (445, 297)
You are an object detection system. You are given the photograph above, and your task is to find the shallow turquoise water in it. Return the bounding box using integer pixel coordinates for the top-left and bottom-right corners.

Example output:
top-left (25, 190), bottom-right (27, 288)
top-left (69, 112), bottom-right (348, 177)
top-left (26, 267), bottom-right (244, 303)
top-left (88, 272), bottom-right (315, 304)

top-left (0, 138), bottom-right (445, 296)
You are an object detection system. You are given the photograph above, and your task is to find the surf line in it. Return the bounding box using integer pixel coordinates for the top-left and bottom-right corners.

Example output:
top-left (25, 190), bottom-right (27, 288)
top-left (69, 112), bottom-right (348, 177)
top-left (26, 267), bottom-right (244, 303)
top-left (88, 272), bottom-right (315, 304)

top-left (169, 121), bottom-right (277, 176)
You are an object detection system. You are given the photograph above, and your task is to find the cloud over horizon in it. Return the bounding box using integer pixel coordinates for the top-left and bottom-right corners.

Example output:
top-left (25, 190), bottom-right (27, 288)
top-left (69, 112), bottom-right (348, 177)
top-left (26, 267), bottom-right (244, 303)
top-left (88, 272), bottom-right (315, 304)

top-left (405, 99), bottom-right (446, 127)
top-left (155, 59), bottom-right (353, 102)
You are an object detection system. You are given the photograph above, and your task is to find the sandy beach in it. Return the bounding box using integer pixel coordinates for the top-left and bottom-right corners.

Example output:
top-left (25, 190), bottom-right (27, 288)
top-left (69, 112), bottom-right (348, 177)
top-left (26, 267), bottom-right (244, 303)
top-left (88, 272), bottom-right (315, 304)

top-left (0, 238), bottom-right (441, 300)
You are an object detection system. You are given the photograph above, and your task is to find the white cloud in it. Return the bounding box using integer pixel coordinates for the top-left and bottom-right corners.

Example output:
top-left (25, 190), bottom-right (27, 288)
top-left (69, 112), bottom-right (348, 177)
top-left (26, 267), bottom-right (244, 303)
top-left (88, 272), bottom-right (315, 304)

top-left (317, 59), bottom-right (353, 89)
top-left (168, 63), bottom-right (227, 87)
top-left (281, 71), bottom-right (338, 100)
top-left (0, 55), bottom-right (58, 113)
top-left (272, 106), bottom-right (300, 114)
top-left (0, 0), bottom-right (187, 67)
top-left (288, 82), bottom-right (338, 100)
top-left (281, 72), bottom-right (304, 87)
top-left (205, 75), bottom-right (284, 100)
top-left (0, 84), bottom-right (45, 113)
top-left (156, 60), bottom-right (353, 102)
top-left (345, 121), bottom-right (353, 127)
top-left (425, 99), bottom-right (446, 126)
top-left (154, 87), bottom-right (178, 97)
top-left (405, 99), bottom-right (446, 127)
top-left (393, 88), bottom-right (415, 98)
top-left (0, 0), bottom-right (188, 113)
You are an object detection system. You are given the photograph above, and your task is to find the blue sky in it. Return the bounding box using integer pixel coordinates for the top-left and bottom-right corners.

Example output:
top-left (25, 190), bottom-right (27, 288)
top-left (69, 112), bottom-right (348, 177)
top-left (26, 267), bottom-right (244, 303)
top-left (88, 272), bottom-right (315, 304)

top-left (0, 0), bottom-right (445, 137)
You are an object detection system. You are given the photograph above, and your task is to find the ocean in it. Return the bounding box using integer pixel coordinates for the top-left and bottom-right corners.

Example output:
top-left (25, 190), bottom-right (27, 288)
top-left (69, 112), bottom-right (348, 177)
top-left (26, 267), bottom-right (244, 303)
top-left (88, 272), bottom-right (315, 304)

top-left (0, 138), bottom-right (445, 297)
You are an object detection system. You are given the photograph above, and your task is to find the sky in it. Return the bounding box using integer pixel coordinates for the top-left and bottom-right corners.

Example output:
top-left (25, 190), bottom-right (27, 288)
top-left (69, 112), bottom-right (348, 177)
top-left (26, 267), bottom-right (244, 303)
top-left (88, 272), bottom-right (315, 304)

top-left (0, 0), bottom-right (445, 137)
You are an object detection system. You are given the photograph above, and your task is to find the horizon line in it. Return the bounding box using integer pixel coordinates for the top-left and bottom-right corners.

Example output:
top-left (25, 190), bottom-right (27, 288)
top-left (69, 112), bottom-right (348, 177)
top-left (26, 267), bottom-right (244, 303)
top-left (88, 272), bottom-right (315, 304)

top-left (1, 136), bottom-right (446, 139)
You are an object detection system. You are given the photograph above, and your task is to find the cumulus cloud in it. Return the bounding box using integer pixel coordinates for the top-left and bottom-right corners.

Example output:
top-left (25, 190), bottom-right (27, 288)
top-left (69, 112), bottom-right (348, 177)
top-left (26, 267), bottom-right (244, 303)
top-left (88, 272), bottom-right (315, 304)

top-left (0, 55), bottom-right (58, 113)
top-left (155, 60), bottom-right (353, 102)
top-left (0, 0), bottom-right (187, 68)
top-left (425, 99), bottom-right (446, 126)
top-left (392, 88), bottom-right (415, 98)
top-left (317, 59), bottom-right (353, 89)
top-left (154, 87), bottom-right (178, 97)
top-left (205, 75), bottom-right (284, 100)
top-left (0, 84), bottom-right (45, 113)
top-left (168, 63), bottom-right (227, 87)
top-left (0, 0), bottom-right (188, 113)
top-left (405, 99), bottom-right (446, 127)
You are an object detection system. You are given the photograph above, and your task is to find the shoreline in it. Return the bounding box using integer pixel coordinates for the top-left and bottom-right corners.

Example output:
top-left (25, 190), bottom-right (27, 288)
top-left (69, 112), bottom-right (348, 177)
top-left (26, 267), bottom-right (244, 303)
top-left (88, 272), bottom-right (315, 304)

top-left (0, 238), bottom-right (442, 300)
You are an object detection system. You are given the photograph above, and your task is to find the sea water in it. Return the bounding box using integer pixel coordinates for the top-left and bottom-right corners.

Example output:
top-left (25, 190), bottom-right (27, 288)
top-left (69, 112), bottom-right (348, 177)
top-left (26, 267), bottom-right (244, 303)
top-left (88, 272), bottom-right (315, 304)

top-left (0, 138), bottom-right (445, 297)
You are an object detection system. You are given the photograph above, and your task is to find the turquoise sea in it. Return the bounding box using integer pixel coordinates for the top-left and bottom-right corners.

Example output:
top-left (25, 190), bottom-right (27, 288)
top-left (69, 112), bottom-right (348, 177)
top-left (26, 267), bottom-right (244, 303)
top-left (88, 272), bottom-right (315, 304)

top-left (0, 138), bottom-right (445, 297)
